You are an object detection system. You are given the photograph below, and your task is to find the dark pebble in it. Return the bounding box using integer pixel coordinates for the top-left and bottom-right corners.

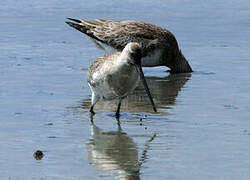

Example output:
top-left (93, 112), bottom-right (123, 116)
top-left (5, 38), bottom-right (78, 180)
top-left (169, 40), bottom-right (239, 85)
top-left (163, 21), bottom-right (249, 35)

top-left (33, 150), bottom-right (44, 160)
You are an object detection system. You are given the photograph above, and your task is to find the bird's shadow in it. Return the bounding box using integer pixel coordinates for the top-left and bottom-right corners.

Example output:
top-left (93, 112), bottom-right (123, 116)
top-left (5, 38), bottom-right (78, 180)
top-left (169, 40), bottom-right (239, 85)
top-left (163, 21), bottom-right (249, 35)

top-left (86, 116), bottom-right (157, 180)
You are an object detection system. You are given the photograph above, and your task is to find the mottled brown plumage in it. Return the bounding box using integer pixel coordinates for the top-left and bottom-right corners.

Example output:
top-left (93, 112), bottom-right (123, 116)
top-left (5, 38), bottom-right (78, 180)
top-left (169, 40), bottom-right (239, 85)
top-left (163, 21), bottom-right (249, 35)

top-left (66, 18), bottom-right (193, 73)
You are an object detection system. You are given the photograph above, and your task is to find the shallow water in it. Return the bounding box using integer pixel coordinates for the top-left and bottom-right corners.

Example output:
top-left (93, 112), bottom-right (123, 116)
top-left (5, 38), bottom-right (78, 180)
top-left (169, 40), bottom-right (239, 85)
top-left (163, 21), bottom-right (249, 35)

top-left (1, 0), bottom-right (250, 179)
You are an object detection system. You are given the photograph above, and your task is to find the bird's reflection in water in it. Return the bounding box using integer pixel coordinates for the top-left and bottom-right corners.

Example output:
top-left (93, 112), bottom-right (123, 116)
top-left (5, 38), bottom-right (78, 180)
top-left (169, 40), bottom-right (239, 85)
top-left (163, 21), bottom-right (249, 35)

top-left (81, 73), bottom-right (191, 113)
top-left (86, 118), bottom-right (156, 180)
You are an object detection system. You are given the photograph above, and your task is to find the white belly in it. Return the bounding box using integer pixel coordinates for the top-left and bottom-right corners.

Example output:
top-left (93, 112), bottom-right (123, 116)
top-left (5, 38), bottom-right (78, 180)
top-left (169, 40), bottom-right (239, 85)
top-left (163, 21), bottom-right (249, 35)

top-left (89, 65), bottom-right (139, 101)
top-left (92, 38), bottom-right (163, 67)
top-left (142, 49), bottom-right (163, 67)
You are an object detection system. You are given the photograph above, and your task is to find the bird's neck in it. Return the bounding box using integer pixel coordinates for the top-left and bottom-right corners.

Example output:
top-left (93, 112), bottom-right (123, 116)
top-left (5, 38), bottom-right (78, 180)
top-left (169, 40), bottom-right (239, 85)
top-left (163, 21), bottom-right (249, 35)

top-left (118, 49), bottom-right (132, 64)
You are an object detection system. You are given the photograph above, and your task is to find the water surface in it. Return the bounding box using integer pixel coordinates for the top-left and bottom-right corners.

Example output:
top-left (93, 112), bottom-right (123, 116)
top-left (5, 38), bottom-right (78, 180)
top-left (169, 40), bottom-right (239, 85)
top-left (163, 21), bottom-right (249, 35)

top-left (1, 0), bottom-right (250, 179)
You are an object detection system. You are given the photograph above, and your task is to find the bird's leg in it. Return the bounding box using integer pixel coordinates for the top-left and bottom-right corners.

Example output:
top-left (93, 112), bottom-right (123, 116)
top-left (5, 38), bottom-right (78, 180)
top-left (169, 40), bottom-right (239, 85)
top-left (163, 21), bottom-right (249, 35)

top-left (115, 98), bottom-right (122, 120)
top-left (90, 106), bottom-right (95, 115)
top-left (89, 112), bottom-right (94, 123)
top-left (89, 93), bottom-right (99, 115)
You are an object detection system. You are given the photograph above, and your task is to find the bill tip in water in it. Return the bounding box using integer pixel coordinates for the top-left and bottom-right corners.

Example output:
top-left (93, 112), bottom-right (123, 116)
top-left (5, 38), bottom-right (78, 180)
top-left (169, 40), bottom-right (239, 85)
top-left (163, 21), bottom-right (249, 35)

top-left (153, 106), bottom-right (157, 112)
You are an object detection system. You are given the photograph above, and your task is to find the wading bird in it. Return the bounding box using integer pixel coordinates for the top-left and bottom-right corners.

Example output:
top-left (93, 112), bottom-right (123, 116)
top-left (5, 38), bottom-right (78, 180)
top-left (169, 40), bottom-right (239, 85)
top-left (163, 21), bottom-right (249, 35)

top-left (66, 18), bottom-right (192, 73)
top-left (87, 42), bottom-right (157, 118)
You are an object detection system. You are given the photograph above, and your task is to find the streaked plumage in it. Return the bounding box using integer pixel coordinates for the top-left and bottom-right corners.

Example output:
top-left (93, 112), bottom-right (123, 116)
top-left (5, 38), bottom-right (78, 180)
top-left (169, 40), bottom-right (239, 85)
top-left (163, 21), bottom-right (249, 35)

top-left (87, 42), bottom-right (157, 118)
top-left (66, 18), bottom-right (193, 73)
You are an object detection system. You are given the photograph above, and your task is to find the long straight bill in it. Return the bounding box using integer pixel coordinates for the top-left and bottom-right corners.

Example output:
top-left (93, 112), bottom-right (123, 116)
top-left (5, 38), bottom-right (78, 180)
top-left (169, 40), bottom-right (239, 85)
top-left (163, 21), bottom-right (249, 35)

top-left (137, 66), bottom-right (157, 112)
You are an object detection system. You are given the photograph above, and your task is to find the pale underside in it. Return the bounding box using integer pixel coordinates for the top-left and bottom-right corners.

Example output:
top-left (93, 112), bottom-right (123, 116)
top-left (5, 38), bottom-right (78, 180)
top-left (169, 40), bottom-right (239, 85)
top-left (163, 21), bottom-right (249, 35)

top-left (87, 53), bottom-right (140, 103)
top-left (91, 38), bottom-right (164, 67)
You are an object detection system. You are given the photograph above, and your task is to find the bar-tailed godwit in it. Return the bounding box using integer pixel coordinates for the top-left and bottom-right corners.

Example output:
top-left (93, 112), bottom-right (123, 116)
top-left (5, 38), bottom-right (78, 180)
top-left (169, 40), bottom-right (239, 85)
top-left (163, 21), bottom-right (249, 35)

top-left (66, 18), bottom-right (192, 73)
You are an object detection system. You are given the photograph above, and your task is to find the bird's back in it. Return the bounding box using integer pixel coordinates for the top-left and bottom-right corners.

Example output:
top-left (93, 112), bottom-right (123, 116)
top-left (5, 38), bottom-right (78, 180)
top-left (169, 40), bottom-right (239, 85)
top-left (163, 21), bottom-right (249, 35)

top-left (66, 19), bottom-right (178, 51)
top-left (87, 53), bottom-right (120, 86)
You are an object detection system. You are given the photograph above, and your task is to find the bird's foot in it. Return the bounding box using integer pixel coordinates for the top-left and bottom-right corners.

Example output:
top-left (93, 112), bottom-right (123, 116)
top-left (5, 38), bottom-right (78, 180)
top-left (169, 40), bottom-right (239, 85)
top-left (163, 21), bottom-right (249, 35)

top-left (115, 112), bottom-right (121, 125)
top-left (90, 106), bottom-right (95, 115)
top-left (115, 112), bottom-right (120, 119)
